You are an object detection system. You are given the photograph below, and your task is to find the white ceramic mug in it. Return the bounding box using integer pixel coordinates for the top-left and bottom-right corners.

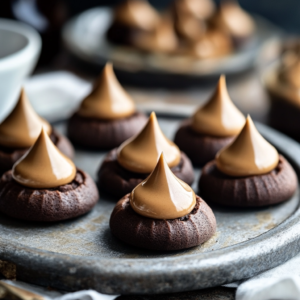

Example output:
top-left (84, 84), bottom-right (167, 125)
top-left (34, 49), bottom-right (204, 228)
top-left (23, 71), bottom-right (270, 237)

top-left (0, 18), bottom-right (41, 122)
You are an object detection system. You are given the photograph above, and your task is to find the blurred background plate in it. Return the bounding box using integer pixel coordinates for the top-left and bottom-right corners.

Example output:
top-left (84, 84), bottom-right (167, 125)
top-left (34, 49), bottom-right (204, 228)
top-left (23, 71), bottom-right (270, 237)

top-left (62, 7), bottom-right (282, 87)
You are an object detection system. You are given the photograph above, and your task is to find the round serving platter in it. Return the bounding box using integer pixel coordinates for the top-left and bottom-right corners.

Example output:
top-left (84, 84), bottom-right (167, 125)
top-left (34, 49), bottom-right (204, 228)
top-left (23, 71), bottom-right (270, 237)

top-left (0, 119), bottom-right (300, 295)
top-left (62, 7), bottom-right (282, 86)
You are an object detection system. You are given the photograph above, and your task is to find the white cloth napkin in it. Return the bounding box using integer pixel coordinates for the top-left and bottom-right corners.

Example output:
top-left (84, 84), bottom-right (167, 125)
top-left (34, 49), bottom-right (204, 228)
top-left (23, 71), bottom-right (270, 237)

top-left (236, 252), bottom-right (300, 300)
top-left (24, 71), bottom-right (91, 123)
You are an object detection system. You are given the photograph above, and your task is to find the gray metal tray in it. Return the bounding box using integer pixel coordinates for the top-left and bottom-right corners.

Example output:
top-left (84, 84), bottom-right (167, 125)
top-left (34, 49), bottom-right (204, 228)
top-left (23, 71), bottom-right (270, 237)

top-left (0, 119), bottom-right (300, 295)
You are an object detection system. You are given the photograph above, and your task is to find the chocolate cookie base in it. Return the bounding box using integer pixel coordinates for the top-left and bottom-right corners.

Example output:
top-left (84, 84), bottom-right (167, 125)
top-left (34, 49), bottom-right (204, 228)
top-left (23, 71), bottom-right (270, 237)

top-left (110, 194), bottom-right (216, 251)
top-left (0, 129), bottom-right (74, 176)
top-left (174, 121), bottom-right (235, 166)
top-left (0, 169), bottom-right (99, 222)
top-left (98, 148), bottom-right (195, 199)
top-left (268, 90), bottom-right (300, 142)
top-left (199, 155), bottom-right (297, 207)
top-left (67, 112), bottom-right (148, 150)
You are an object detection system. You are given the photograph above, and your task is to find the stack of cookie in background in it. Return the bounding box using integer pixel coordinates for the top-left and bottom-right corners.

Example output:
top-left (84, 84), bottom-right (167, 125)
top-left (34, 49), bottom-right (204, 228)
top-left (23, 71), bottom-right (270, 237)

top-left (107, 0), bottom-right (255, 59)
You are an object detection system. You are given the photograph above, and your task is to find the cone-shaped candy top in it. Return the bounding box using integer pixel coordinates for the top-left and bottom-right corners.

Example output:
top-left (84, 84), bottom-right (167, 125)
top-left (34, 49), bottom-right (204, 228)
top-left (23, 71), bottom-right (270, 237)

top-left (213, 0), bottom-right (255, 38)
top-left (173, 0), bottom-right (215, 20)
top-left (278, 52), bottom-right (300, 88)
top-left (133, 17), bottom-right (178, 53)
top-left (130, 153), bottom-right (196, 219)
top-left (118, 112), bottom-right (181, 173)
top-left (192, 75), bottom-right (245, 137)
top-left (77, 63), bottom-right (136, 120)
top-left (174, 13), bottom-right (206, 42)
top-left (114, 0), bottom-right (160, 31)
top-left (216, 116), bottom-right (279, 177)
top-left (189, 29), bottom-right (232, 59)
top-left (0, 89), bottom-right (51, 148)
top-left (13, 129), bottom-right (76, 189)
top-left (266, 51), bottom-right (300, 106)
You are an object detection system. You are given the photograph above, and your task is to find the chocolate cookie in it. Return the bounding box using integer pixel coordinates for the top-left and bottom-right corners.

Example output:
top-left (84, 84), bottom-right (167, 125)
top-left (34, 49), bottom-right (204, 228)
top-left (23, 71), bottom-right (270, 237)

top-left (110, 194), bottom-right (216, 250)
top-left (174, 121), bottom-right (235, 166)
top-left (199, 155), bottom-right (297, 207)
top-left (268, 91), bottom-right (300, 142)
top-left (67, 112), bottom-right (148, 150)
top-left (0, 130), bottom-right (74, 176)
top-left (98, 148), bottom-right (195, 198)
top-left (0, 169), bottom-right (99, 222)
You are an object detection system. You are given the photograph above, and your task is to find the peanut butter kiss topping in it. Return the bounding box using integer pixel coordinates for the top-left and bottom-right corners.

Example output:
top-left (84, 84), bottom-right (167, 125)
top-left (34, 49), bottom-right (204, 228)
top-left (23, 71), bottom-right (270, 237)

top-left (278, 55), bottom-right (300, 89)
top-left (175, 13), bottom-right (206, 42)
top-left (191, 75), bottom-right (245, 137)
top-left (114, 0), bottom-right (160, 31)
top-left (77, 63), bottom-right (135, 120)
top-left (173, 0), bottom-right (215, 20)
top-left (133, 18), bottom-right (178, 53)
top-left (0, 89), bottom-right (51, 148)
top-left (213, 0), bottom-right (255, 38)
top-left (130, 153), bottom-right (196, 219)
top-left (266, 52), bottom-right (300, 106)
top-left (117, 112), bottom-right (181, 173)
top-left (12, 129), bottom-right (76, 189)
top-left (216, 116), bottom-right (279, 177)
top-left (189, 30), bottom-right (233, 59)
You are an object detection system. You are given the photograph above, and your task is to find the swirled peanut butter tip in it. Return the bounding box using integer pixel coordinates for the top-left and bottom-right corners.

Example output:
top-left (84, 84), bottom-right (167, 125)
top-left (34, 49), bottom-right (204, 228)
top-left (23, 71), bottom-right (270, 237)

top-left (130, 152), bottom-right (196, 219)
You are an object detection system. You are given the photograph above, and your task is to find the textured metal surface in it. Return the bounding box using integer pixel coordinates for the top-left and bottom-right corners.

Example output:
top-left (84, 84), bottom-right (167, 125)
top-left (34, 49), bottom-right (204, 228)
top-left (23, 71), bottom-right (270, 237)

top-left (0, 119), bottom-right (300, 294)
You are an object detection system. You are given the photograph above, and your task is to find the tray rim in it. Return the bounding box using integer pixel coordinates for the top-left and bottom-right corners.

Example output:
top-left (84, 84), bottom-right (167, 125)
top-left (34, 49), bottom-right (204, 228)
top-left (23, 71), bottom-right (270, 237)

top-left (1, 122), bottom-right (300, 295)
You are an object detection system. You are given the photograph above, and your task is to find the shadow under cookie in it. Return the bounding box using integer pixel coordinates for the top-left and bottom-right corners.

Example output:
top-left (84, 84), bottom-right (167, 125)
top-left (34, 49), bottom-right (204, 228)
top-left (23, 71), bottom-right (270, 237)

top-left (97, 148), bottom-right (195, 199)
